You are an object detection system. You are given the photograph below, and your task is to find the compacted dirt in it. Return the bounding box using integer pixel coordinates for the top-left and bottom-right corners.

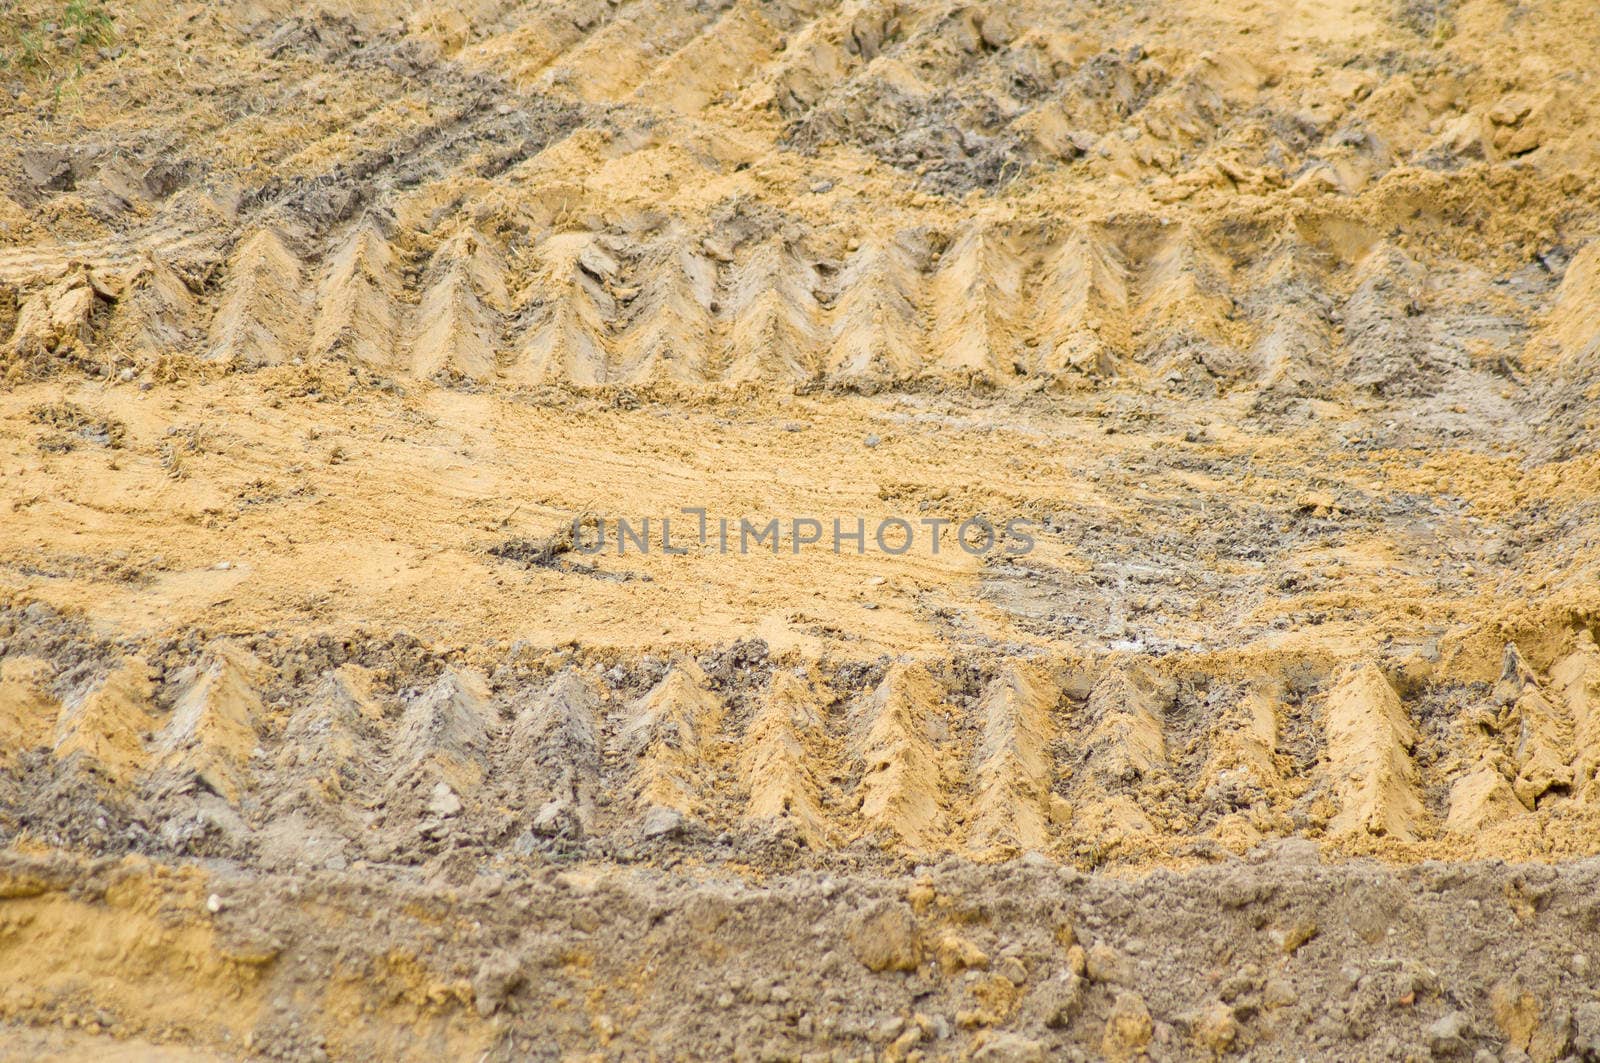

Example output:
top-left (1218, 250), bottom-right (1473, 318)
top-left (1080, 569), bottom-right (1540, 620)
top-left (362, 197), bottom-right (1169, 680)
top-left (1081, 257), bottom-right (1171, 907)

top-left (3, 0), bottom-right (1600, 1058)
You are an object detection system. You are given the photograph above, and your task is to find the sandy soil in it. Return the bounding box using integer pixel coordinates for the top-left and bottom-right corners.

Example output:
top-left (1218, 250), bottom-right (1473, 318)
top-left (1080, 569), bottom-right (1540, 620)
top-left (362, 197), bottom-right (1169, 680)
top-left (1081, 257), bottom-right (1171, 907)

top-left (3, 0), bottom-right (1600, 1057)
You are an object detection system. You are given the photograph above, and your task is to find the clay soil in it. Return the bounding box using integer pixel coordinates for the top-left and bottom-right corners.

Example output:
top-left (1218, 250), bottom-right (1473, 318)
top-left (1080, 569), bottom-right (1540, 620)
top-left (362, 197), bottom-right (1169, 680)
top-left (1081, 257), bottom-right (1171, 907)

top-left (4, 0), bottom-right (1600, 1059)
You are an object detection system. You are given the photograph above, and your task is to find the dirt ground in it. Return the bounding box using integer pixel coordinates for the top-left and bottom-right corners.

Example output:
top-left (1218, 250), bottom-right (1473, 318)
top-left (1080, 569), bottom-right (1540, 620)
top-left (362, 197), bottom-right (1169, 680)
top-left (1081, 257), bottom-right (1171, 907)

top-left (3, 0), bottom-right (1600, 1058)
